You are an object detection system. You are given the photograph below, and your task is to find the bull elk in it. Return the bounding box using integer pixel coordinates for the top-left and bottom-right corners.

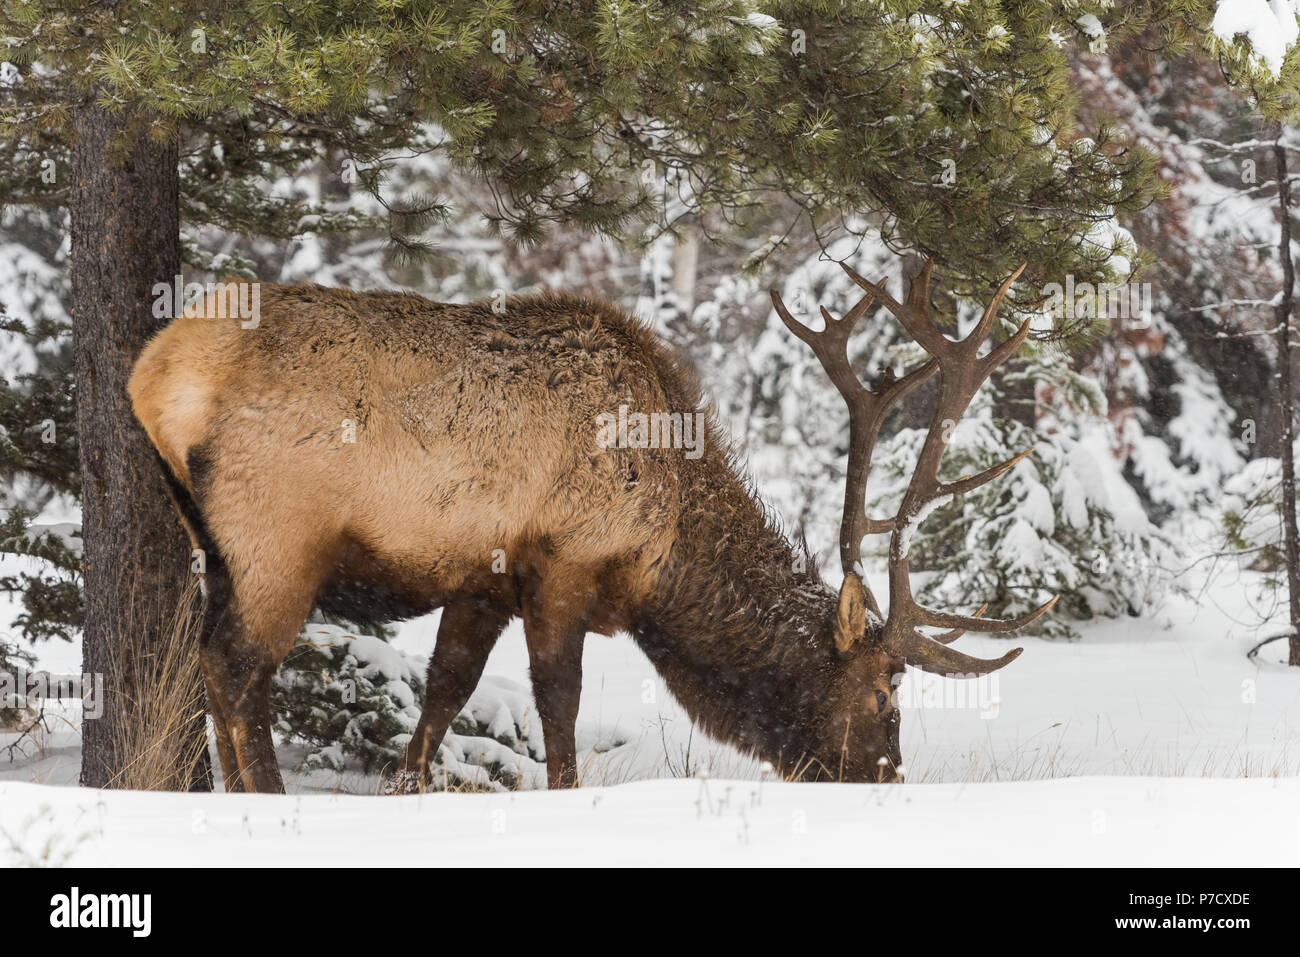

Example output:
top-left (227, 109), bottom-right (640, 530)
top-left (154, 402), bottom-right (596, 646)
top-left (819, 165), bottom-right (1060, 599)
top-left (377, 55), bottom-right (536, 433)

top-left (129, 257), bottom-right (1053, 794)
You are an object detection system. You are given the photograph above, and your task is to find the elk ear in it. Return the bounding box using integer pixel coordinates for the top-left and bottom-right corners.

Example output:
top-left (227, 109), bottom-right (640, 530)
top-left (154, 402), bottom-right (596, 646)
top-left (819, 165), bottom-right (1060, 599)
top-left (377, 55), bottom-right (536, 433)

top-left (835, 574), bottom-right (868, 652)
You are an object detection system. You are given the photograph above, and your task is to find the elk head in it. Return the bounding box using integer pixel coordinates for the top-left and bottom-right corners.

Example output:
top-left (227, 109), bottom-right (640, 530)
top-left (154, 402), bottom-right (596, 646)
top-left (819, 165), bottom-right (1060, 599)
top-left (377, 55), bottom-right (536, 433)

top-left (770, 258), bottom-right (1057, 782)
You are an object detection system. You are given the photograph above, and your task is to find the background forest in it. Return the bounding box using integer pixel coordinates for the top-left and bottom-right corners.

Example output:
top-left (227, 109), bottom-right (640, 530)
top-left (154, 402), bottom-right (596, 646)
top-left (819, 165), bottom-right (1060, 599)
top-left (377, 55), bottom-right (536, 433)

top-left (2, 3), bottom-right (1299, 793)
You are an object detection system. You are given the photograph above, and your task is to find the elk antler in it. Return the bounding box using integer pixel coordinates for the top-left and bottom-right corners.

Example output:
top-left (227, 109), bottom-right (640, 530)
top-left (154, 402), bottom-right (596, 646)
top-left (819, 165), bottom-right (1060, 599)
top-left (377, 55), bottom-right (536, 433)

top-left (771, 259), bottom-right (1056, 677)
top-left (769, 273), bottom-right (938, 619)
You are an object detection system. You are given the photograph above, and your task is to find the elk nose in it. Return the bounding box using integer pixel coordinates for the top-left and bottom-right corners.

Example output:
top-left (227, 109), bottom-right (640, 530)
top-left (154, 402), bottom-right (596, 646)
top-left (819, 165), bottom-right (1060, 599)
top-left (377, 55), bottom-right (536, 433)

top-left (875, 689), bottom-right (889, 713)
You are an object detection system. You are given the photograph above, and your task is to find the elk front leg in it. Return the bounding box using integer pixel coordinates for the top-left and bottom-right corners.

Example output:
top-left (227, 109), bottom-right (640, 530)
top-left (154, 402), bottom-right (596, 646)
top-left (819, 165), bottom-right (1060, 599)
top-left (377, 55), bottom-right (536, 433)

top-left (387, 597), bottom-right (511, 794)
top-left (520, 581), bottom-right (588, 789)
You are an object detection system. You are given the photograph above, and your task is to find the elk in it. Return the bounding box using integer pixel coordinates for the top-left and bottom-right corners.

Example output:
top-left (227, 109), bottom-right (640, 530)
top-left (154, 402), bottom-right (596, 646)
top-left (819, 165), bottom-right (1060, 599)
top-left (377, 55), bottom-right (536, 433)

top-left (128, 258), bottom-right (1053, 794)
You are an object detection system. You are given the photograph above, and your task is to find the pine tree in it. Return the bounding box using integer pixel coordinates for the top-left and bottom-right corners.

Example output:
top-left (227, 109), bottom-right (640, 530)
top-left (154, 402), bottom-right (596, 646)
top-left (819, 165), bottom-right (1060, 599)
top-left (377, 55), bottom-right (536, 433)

top-left (0, 205), bottom-right (77, 670)
top-left (0, 1), bottom-right (1162, 788)
top-left (1170, 1), bottom-right (1300, 664)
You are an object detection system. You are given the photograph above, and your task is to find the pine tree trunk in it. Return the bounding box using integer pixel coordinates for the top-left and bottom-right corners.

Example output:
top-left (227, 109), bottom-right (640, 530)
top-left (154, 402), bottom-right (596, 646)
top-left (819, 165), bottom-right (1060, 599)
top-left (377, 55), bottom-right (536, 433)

top-left (1270, 129), bottom-right (1300, 667)
top-left (70, 103), bottom-right (212, 790)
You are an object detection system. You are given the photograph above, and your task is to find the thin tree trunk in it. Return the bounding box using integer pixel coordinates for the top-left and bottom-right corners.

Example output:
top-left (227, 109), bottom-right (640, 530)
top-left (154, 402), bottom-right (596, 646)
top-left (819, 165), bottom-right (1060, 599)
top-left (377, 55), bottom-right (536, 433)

top-left (993, 362), bottom-right (1036, 428)
top-left (669, 222), bottom-right (700, 318)
top-left (70, 103), bottom-right (212, 789)
top-left (1271, 127), bottom-right (1300, 667)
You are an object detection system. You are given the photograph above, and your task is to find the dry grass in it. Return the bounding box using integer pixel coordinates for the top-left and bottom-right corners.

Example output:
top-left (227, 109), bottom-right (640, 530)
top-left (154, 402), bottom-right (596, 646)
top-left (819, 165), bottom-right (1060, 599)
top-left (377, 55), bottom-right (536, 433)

top-left (105, 576), bottom-right (210, 791)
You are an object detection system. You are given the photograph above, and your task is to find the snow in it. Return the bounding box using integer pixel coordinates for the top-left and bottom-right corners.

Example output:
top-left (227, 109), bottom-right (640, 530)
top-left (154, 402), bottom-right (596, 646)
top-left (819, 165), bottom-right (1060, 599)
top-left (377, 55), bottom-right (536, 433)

top-left (897, 497), bottom-right (943, 559)
top-left (1075, 425), bottom-right (1152, 533)
top-left (0, 775), bottom-right (1294, 866)
top-left (299, 624), bottom-right (420, 685)
top-left (1212, 0), bottom-right (1300, 75)
top-left (997, 517), bottom-right (1049, 573)
top-left (20, 522), bottom-right (82, 558)
top-left (3, 560), bottom-right (1299, 864)
top-left (1055, 455), bottom-right (1091, 531)
top-left (0, 233), bottom-right (66, 376)
top-left (1076, 15), bottom-right (1104, 40)
top-left (1020, 476), bottom-right (1056, 535)
top-left (726, 13), bottom-right (779, 54)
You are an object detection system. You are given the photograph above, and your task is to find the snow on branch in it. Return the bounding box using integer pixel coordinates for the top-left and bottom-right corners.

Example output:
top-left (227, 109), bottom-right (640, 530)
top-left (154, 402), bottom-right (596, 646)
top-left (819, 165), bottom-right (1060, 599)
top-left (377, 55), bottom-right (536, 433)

top-left (1213, 0), bottom-right (1300, 76)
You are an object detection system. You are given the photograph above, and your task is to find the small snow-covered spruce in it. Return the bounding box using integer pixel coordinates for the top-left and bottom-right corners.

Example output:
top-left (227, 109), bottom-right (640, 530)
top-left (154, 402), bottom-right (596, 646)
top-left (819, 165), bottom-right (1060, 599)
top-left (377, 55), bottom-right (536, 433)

top-left (0, 509), bottom-right (82, 645)
top-left (271, 621), bottom-right (422, 776)
top-left (1221, 450), bottom-right (1298, 582)
top-left (0, 218), bottom-right (81, 651)
top-left (867, 364), bottom-right (1170, 640)
top-left (271, 620), bottom-right (544, 790)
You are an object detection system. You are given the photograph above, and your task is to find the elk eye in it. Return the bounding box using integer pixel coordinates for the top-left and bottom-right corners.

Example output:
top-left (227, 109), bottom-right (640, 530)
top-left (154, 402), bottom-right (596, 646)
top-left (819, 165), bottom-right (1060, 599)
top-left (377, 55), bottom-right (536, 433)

top-left (875, 690), bottom-right (889, 713)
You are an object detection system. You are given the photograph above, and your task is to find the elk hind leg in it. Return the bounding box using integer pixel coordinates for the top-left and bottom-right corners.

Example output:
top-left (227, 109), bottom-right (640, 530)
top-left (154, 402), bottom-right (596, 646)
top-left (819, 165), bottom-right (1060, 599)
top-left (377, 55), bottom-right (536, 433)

top-left (158, 470), bottom-right (246, 793)
top-left (199, 518), bottom-right (332, 793)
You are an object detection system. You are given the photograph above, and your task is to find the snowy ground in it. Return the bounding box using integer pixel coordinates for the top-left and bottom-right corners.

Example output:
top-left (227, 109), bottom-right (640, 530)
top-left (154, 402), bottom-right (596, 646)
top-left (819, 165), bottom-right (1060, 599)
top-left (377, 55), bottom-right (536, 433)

top-left (2, 552), bottom-right (1298, 865)
top-left (2, 775), bottom-right (1295, 866)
